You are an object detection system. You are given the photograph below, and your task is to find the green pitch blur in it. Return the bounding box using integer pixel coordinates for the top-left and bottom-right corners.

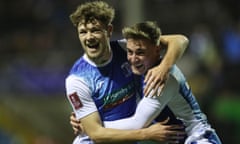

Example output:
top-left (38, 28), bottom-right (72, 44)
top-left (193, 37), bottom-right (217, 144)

top-left (0, 95), bottom-right (73, 144)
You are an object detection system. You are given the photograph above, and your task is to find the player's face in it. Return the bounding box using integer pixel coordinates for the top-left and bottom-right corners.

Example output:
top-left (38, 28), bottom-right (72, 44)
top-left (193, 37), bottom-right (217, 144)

top-left (77, 21), bottom-right (112, 64)
top-left (127, 38), bottom-right (160, 75)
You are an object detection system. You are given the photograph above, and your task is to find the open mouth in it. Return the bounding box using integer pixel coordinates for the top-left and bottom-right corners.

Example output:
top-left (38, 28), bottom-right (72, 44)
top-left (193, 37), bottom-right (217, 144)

top-left (87, 43), bottom-right (99, 49)
top-left (134, 64), bottom-right (144, 70)
top-left (131, 63), bottom-right (145, 75)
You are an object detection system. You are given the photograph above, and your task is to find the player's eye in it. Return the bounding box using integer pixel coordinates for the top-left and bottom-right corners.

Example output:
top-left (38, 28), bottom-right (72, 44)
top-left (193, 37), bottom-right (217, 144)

top-left (92, 29), bottom-right (103, 34)
top-left (127, 49), bottom-right (133, 55)
top-left (79, 31), bottom-right (86, 35)
top-left (136, 50), bottom-right (145, 56)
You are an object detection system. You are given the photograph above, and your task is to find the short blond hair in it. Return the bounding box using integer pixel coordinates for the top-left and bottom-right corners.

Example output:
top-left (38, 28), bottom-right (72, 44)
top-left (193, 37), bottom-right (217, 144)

top-left (122, 21), bottom-right (161, 45)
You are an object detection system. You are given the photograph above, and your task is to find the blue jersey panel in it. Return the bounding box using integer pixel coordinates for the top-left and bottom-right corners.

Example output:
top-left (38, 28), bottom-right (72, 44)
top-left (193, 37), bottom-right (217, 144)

top-left (70, 41), bottom-right (138, 121)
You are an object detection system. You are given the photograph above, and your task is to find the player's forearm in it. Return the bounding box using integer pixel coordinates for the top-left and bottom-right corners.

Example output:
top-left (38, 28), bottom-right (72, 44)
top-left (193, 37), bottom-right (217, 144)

top-left (82, 112), bottom-right (183, 143)
top-left (104, 97), bottom-right (165, 130)
top-left (89, 127), bottom-right (148, 143)
top-left (160, 34), bottom-right (189, 68)
top-left (81, 112), bottom-right (149, 143)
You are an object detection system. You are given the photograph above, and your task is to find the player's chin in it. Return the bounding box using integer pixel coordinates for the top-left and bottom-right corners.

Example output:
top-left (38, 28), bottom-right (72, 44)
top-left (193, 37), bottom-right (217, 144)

top-left (132, 68), bottom-right (144, 75)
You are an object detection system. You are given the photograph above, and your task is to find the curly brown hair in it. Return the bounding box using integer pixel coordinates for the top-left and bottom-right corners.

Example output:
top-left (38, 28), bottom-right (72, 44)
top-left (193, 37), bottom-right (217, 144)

top-left (70, 1), bottom-right (115, 27)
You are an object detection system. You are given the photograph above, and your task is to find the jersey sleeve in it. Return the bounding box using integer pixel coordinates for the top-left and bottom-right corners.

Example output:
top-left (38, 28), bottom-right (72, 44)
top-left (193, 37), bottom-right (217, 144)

top-left (104, 75), bottom-right (179, 130)
top-left (65, 74), bottom-right (97, 120)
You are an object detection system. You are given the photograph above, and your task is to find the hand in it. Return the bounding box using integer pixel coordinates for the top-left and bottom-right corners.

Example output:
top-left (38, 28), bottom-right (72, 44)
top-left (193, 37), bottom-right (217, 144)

top-left (146, 118), bottom-right (186, 143)
top-left (70, 112), bottom-right (84, 135)
top-left (144, 64), bottom-right (170, 97)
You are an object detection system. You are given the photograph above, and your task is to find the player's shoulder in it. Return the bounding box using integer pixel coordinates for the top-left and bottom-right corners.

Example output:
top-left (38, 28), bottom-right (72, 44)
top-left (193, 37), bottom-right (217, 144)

top-left (66, 74), bottom-right (90, 89)
top-left (70, 55), bottom-right (95, 74)
top-left (170, 65), bottom-right (186, 84)
top-left (111, 39), bottom-right (126, 50)
top-left (116, 39), bottom-right (126, 46)
top-left (66, 74), bottom-right (82, 84)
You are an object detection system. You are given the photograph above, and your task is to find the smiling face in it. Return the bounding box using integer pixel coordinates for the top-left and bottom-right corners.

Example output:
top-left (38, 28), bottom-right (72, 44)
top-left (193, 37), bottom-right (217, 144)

top-left (126, 38), bottom-right (160, 75)
top-left (77, 20), bottom-right (113, 64)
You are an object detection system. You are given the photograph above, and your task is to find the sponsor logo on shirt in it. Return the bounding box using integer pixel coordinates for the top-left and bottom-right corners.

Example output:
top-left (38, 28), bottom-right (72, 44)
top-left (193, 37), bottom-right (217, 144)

top-left (103, 93), bottom-right (134, 110)
top-left (103, 82), bottom-right (135, 110)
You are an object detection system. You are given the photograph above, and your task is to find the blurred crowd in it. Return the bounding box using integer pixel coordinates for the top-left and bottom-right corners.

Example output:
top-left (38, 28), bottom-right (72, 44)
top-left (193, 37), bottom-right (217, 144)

top-left (0, 0), bottom-right (82, 95)
top-left (0, 0), bottom-right (239, 143)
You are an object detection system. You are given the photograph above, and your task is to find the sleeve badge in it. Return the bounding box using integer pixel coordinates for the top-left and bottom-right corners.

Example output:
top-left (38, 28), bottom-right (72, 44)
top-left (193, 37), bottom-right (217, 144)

top-left (68, 92), bottom-right (83, 110)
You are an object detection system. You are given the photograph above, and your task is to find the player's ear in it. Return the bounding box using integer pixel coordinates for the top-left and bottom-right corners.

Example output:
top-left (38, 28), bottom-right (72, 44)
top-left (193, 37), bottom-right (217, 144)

top-left (107, 24), bottom-right (113, 37)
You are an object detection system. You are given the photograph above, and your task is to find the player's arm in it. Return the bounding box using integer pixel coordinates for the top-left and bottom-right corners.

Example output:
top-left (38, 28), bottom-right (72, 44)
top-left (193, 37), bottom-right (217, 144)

top-left (104, 75), bottom-right (182, 131)
top-left (66, 75), bottom-right (183, 143)
top-left (80, 111), bottom-right (144, 143)
top-left (73, 111), bottom-right (184, 144)
top-left (144, 34), bottom-right (189, 97)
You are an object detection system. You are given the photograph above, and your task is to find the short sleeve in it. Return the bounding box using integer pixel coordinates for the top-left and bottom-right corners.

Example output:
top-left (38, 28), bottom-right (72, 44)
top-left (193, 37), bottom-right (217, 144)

top-left (65, 75), bottom-right (97, 120)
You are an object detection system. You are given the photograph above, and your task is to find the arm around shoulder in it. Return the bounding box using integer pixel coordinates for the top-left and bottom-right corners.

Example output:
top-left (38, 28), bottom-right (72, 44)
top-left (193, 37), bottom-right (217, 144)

top-left (160, 34), bottom-right (189, 66)
top-left (143, 34), bottom-right (188, 97)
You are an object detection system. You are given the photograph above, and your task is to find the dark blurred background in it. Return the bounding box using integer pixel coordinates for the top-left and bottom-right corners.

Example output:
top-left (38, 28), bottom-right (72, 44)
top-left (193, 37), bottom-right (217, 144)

top-left (0, 0), bottom-right (239, 143)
